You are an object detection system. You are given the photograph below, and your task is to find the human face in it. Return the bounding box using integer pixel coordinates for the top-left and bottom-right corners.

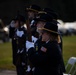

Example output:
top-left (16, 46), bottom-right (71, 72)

top-left (36, 21), bottom-right (45, 34)
top-left (14, 20), bottom-right (19, 28)
top-left (27, 11), bottom-right (35, 20)
top-left (42, 31), bottom-right (50, 42)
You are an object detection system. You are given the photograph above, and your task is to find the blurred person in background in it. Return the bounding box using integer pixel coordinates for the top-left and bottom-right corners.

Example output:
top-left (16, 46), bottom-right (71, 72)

top-left (25, 4), bottom-right (41, 40)
top-left (9, 14), bottom-right (27, 75)
top-left (42, 8), bottom-right (63, 51)
top-left (25, 5), bottom-right (41, 74)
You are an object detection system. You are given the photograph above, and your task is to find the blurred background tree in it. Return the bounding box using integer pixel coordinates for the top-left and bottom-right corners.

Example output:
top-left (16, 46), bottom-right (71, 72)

top-left (0, 0), bottom-right (76, 24)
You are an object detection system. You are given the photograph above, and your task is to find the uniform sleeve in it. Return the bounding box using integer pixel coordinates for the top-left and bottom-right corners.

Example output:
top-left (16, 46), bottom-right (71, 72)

top-left (9, 26), bottom-right (15, 38)
top-left (47, 44), bottom-right (62, 66)
top-left (28, 41), bottom-right (63, 67)
top-left (28, 47), bottom-right (48, 67)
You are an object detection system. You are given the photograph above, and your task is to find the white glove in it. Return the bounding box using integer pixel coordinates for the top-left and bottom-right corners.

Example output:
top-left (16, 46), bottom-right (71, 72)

top-left (17, 49), bottom-right (20, 54)
top-left (10, 20), bottom-right (15, 27)
top-left (17, 49), bottom-right (24, 54)
top-left (26, 65), bottom-right (31, 72)
top-left (30, 20), bottom-right (34, 26)
top-left (32, 36), bottom-right (38, 43)
top-left (16, 29), bottom-right (24, 37)
top-left (26, 41), bottom-right (34, 51)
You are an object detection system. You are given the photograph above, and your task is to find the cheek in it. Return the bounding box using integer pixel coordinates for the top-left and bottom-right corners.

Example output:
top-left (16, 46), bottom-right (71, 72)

top-left (15, 22), bottom-right (18, 27)
top-left (42, 34), bottom-right (46, 41)
top-left (42, 33), bottom-right (48, 39)
top-left (42, 34), bottom-right (46, 38)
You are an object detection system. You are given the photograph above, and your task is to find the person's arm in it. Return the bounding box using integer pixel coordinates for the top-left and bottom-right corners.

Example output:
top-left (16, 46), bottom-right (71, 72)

top-left (9, 20), bottom-right (15, 38)
top-left (27, 45), bottom-right (48, 66)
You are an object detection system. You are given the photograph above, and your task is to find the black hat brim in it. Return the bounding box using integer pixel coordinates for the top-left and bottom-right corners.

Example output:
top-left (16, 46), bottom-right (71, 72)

top-left (26, 8), bottom-right (39, 12)
top-left (38, 28), bottom-right (60, 35)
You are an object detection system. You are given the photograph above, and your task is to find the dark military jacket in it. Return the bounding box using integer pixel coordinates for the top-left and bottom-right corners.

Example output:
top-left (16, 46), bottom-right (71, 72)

top-left (34, 36), bottom-right (45, 52)
top-left (16, 26), bottom-right (27, 66)
top-left (9, 26), bottom-right (17, 65)
top-left (9, 26), bottom-right (27, 66)
top-left (28, 40), bottom-right (63, 75)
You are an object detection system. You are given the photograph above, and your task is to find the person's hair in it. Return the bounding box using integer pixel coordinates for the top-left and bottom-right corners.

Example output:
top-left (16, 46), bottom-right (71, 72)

top-left (50, 33), bottom-right (58, 42)
top-left (44, 30), bottom-right (58, 42)
top-left (57, 35), bottom-right (61, 43)
top-left (50, 33), bottom-right (61, 43)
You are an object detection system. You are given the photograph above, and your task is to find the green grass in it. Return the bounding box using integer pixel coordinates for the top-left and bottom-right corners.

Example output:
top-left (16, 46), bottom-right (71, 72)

top-left (0, 36), bottom-right (76, 73)
top-left (63, 35), bottom-right (76, 74)
top-left (0, 42), bottom-right (15, 70)
top-left (63, 36), bottom-right (76, 63)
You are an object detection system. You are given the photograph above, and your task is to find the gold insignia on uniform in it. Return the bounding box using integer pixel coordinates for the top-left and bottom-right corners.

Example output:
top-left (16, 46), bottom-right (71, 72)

top-left (36, 45), bottom-right (38, 51)
top-left (16, 40), bottom-right (18, 44)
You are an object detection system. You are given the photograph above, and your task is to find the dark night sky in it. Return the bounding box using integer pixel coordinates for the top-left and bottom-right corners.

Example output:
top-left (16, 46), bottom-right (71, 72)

top-left (0, 0), bottom-right (76, 24)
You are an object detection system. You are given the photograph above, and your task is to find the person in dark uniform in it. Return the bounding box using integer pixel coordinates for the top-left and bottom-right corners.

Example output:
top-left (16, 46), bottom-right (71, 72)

top-left (25, 4), bottom-right (41, 38)
top-left (42, 8), bottom-right (63, 51)
top-left (26, 12), bottom-right (53, 74)
top-left (26, 22), bottom-right (63, 75)
top-left (43, 7), bottom-right (66, 73)
top-left (9, 14), bottom-right (27, 75)
top-left (26, 4), bottom-right (41, 24)
top-left (33, 12), bottom-right (53, 52)
top-left (27, 10), bottom-right (65, 74)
